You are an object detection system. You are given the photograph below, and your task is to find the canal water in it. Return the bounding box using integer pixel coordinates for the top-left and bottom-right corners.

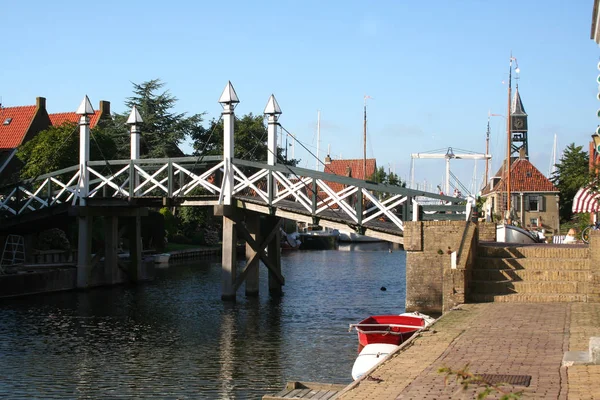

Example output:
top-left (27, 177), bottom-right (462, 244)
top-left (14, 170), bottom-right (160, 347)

top-left (0, 242), bottom-right (407, 399)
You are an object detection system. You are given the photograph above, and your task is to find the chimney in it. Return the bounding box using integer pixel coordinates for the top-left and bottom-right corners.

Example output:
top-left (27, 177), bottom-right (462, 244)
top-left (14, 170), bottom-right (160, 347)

top-left (325, 154), bottom-right (331, 164)
top-left (519, 147), bottom-right (526, 160)
top-left (99, 100), bottom-right (110, 116)
top-left (345, 165), bottom-right (352, 177)
top-left (36, 97), bottom-right (46, 110)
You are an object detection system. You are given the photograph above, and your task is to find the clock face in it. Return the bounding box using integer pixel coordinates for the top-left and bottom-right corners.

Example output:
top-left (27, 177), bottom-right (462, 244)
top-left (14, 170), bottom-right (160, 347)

top-left (514, 118), bottom-right (524, 129)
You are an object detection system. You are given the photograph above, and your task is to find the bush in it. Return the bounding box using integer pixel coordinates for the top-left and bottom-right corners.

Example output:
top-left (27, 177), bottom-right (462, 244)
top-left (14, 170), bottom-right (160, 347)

top-left (37, 228), bottom-right (70, 251)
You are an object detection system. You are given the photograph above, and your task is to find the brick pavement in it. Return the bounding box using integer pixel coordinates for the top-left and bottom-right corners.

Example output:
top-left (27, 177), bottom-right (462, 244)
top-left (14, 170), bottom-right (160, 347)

top-left (337, 303), bottom-right (600, 400)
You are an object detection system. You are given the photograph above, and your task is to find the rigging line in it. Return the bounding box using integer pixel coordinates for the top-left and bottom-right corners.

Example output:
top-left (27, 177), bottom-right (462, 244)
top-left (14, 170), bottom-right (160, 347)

top-left (280, 125), bottom-right (336, 174)
top-left (254, 123), bottom-right (352, 224)
top-left (90, 129), bottom-right (117, 182)
top-left (173, 114), bottom-right (223, 200)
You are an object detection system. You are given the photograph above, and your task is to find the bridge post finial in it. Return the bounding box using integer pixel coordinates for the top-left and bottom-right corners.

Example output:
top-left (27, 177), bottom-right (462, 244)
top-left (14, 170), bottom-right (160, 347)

top-left (219, 81), bottom-right (239, 205)
top-left (127, 106), bottom-right (144, 196)
top-left (264, 94), bottom-right (281, 204)
top-left (264, 94), bottom-right (281, 166)
top-left (76, 95), bottom-right (94, 205)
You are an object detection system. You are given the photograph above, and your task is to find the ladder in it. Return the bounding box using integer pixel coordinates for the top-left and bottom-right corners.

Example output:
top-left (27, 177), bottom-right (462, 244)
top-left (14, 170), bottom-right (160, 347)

top-left (1, 235), bottom-right (25, 273)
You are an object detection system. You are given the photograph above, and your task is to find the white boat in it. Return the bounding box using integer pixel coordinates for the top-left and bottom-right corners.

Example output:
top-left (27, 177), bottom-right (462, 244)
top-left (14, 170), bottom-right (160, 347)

top-left (351, 343), bottom-right (399, 380)
top-left (496, 224), bottom-right (541, 244)
top-left (154, 253), bottom-right (170, 264)
top-left (338, 230), bottom-right (382, 243)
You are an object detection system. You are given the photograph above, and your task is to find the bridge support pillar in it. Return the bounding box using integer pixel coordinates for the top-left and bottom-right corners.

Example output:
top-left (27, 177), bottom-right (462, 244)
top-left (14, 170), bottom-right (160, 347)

top-left (127, 216), bottom-right (143, 281)
top-left (265, 216), bottom-right (283, 297)
top-left (215, 205), bottom-right (285, 301)
top-left (104, 216), bottom-right (119, 284)
top-left (245, 213), bottom-right (260, 297)
top-left (76, 216), bottom-right (93, 288)
top-left (221, 213), bottom-right (237, 301)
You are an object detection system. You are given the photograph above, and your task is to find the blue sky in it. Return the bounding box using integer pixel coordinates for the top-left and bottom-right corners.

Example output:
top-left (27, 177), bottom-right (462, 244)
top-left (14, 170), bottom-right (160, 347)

top-left (1, 0), bottom-right (598, 195)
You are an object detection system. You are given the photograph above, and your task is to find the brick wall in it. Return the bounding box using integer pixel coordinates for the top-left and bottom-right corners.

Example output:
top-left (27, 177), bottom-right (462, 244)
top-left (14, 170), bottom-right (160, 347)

top-left (405, 221), bottom-right (473, 315)
top-left (478, 222), bottom-right (496, 242)
top-left (589, 230), bottom-right (600, 302)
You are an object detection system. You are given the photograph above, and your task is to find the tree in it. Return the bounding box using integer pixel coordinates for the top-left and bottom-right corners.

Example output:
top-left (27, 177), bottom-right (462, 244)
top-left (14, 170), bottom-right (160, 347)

top-left (120, 79), bottom-right (205, 158)
top-left (550, 143), bottom-right (590, 222)
top-left (191, 113), bottom-right (298, 165)
top-left (17, 122), bottom-right (118, 179)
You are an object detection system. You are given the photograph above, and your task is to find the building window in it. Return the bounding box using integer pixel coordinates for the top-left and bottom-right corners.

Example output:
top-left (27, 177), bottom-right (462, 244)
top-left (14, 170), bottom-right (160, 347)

top-left (530, 217), bottom-right (539, 227)
top-left (528, 195), bottom-right (541, 212)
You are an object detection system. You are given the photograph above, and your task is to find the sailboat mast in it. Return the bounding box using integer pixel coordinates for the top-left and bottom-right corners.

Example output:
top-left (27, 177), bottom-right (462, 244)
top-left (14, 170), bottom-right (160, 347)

top-left (506, 55), bottom-right (513, 219)
top-left (363, 98), bottom-right (367, 179)
top-left (485, 115), bottom-right (490, 187)
top-left (316, 110), bottom-right (321, 171)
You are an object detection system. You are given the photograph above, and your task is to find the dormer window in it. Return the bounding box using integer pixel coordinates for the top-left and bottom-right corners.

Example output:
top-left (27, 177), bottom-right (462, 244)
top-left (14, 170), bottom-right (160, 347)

top-left (526, 171), bottom-right (532, 177)
top-left (3, 117), bottom-right (12, 125)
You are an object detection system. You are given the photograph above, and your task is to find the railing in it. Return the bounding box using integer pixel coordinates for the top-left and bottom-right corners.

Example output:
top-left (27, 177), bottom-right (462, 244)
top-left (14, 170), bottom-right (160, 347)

top-left (1, 156), bottom-right (467, 234)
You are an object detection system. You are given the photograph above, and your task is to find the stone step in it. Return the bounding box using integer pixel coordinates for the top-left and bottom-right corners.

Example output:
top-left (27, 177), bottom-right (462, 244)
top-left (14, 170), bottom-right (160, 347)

top-left (472, 269), bottom-right (590, 282)
top-left (477, 245), bottom-right (589, 259)
top-left (474, 257), bottom-right (590, 271)
top-left (469, 293), bottom-right (588, 303)
top-left (470, 280), bottom-right (587, 295)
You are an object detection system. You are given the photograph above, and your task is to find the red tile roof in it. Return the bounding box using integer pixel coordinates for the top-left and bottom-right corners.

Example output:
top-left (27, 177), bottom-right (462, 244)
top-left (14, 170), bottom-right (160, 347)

top-left (486, 158), bottom-right (558, 194)
top-left (325, 158), bottom-right (376, 180)
top-left (323, 158), bottom-right (377, 193)
top-left (0, 105), bottom-right (37, 149)
top-left (49, 111), bottom-right (102, 128)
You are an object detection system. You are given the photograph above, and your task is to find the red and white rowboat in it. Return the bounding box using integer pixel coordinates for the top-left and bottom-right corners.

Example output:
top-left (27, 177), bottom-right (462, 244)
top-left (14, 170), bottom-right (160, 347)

top-left (349, 312), bottom-right (434, 348)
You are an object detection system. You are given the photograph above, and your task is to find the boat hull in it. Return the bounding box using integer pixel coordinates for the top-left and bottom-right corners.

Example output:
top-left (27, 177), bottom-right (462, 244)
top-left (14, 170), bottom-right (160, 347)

top-left (351, 343), bottom-right (399, 380)
top-left (338, 231), bottom-right (382, 243)
top-left (496, 224), bottom-right (541, 244)
top-left (352, 315), bottom-right (426, 347)
top-left (298, 234), bottom-right (338, 250)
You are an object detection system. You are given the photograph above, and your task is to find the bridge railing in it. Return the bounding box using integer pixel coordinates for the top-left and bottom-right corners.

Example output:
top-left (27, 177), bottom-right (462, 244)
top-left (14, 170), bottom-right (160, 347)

top-left (1, 155), bottom-right (468, 231)
top-left (0, 156), bottom-right (225, 219)
top-left (230, 159), bottom-right (465, 232)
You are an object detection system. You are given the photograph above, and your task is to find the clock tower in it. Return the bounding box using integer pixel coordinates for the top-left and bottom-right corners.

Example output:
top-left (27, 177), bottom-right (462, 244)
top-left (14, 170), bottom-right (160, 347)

top-left (510, 85), bottom-right (528, 160)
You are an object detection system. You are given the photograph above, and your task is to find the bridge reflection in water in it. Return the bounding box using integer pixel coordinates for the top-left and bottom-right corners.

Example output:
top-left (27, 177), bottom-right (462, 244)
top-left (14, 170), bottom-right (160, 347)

top-left (0, 245), bottom-right (405, 399)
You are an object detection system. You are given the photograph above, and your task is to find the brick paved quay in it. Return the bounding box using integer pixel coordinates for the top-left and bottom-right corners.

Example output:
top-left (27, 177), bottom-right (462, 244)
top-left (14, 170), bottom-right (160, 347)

top-left (337, 303), bottom-right (600, 400)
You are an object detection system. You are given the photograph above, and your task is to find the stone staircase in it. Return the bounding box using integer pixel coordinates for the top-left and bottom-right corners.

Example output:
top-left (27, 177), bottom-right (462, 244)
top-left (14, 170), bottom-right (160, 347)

top-left (469, 244), bottom-right (591, 303)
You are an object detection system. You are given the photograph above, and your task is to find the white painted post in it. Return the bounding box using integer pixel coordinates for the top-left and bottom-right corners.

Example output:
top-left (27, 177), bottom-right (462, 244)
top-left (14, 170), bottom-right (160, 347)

top-left (219, 81), bottom-right (239, 206)
top-left (76, 96), bottom-right (94, 205)
top-left (127, 106), bottom-right (143, 196)
top-left (264, 94), bottom-right (282, 202)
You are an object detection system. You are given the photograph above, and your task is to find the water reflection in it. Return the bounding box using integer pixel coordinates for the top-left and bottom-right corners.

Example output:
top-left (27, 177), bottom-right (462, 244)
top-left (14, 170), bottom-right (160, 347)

top-left (0, 246), bottom-right (406, 399)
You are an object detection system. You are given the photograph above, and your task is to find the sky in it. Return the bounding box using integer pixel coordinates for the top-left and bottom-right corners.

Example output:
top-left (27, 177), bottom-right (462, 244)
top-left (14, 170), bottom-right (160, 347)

top-left (1, 0), bottom-right (599, 195)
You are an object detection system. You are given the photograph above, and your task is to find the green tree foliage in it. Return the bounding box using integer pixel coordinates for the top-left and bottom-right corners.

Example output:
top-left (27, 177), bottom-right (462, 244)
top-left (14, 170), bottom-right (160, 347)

top-left (120, 79), bottom-right (204, 158)
top-left (368, 167), bottom-right (405, 187)
top-left (17, 122), bottom-right (117, 179)
top-left (550, 143), bottom-right (590, 222)
top-left (191, 113), bottom-right (298, 165)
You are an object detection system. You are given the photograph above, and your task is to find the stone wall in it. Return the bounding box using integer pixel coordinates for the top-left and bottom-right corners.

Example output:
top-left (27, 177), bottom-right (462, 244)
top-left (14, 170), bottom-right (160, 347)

top-left (405, 221), bottom-right (476, 315)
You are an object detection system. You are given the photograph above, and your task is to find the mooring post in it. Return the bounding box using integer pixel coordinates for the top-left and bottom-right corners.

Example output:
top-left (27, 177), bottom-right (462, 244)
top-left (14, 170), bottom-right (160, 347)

top-left (76, 96), bottom-right (94, 288)
top-left (219, 82), bottom-right (239, 300)
top-left (264, 94), bottom-right (282, 202)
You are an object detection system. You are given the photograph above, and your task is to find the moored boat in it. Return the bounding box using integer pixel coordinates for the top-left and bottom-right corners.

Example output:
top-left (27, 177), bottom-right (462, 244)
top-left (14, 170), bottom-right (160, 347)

top-left (338, 230), bottom-right (382, 243)
top-left (351, 343), bottom-right (399, 380)
top-left (349, 313), bottom-right (433, 348)
top-left (496, 223), bottom-right (542, 244)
